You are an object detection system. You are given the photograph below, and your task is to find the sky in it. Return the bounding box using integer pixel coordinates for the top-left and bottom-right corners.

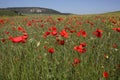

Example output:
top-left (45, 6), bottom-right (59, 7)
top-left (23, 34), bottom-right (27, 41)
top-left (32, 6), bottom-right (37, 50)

top-left (0, 0), bottom-right (120, 14)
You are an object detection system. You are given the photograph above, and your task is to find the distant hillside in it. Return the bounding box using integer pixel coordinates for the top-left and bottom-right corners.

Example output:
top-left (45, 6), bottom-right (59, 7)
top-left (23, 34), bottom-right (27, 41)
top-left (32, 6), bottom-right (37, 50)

top-left (0, 7), bottom-right (72, 16)
top-left (0, 10), bottom-right (18, 16)
top-left (101, 11), bottom-right (120, 16)
top-left (108, 11), bottom-right (120, 13)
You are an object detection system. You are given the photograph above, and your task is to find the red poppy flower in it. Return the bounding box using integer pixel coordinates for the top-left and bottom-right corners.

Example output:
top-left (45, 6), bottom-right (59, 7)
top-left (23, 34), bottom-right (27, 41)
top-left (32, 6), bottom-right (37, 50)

top-left (113, 43), bottom-right (117, 48)
top-left (93, 29), bottom-right (103, 38)
top-left (112, 28), bottom-right (120, 32)
top-left (44, 46), bottom-right (48, 49)
top-left (102, 19), bottom-right (106, 23)
top-left (74, 42), bottom-right (87, 53)
top-left (59, 40), bottom-right (65, 45)
top-left (22, 33), bottom-right (28, 39)
top-left (77, 47), bottom-right (86, 53)
top-left (81, 31), bottom-right (87, 37)
top-left (48, 48), bottom-right (55, 54)
top-left (45, 31), bottom-right (50, 35)
top-left (103, 71), bottom-right (109, 78)
top-left (70, 30), bottom-right (76, 33)
top-left (60, 29), bottom-right (68, 38)
top-left (10, 36), bottom-right (25, 43)
top-left (77, 29), bottom-right (87, 37)
top-left (80, 42), bottom-right (87, 47)
top-left (76, 21), bottom-right (82, 25)
top-left (43, 31), bottom-right (50, 38)
top-left (5, 31), bottom-right (9, 35)
top-left (90, 22), bottom-right (94, 26)
top-left (51, 30), bottom-right (57, 36)
top-left (56, 39), bottom-right (65, 45)
top-left (111, 20), bottom-right (117, 24)
top-left (57, 17), bottom-right (64, 21)
top-left (9, 33), bottom-right (28, 43)
top-left (49, 26), bottom-right (57, 31)
top-left (1, 38), bottom-right (5, 42)
top-left (40, 24), bottom-right (44, 28)
top-left (27, 21), bottom-right (32, 26)
top-left (18, 26), bottom-right (26, 33)
top-left (48, 26), bottom-right (58, 36)
top-left (0, 19), bottom-right (5, 24)
top-left (73, 58), bottom-right (81, 66)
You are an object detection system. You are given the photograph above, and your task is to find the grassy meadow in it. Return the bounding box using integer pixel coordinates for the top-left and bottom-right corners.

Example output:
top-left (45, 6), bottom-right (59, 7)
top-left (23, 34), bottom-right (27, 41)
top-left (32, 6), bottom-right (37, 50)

top-left (0, 13), bottom-right (120, 80)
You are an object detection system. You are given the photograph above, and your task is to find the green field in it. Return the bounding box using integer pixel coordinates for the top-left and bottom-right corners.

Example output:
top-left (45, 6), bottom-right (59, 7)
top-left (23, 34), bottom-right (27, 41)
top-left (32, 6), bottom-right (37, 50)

top-left (0, 13), bottom-right (120, 80)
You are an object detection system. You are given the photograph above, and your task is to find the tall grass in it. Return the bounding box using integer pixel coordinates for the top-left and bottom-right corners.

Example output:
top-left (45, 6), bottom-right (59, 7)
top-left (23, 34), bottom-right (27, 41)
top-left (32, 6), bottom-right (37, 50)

top-left (0, 15), bottom-right (120, 80)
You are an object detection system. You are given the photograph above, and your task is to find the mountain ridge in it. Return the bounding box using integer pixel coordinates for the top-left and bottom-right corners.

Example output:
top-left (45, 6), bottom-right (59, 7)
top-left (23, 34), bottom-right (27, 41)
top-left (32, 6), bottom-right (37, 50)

top-left (0, 7), bottom-right (72, 15)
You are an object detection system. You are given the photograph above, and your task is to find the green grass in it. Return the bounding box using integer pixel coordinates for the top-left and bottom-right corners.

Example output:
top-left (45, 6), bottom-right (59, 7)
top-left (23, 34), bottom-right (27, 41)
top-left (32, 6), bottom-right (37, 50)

top-left (0, 14), bottom-right (120, 80)
top-left (0, 10), bottom-right (18, 16)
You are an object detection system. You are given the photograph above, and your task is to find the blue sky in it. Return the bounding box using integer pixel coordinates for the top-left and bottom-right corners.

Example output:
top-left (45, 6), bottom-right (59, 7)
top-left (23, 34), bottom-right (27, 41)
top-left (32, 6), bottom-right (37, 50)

top-left (0, 0), bottom-right (120, 14)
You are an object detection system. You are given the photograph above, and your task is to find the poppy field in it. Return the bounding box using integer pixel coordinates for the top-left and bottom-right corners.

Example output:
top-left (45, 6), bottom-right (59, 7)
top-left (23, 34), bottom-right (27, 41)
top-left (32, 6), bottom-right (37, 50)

top-left (0, 14), bottom-right (120, 80)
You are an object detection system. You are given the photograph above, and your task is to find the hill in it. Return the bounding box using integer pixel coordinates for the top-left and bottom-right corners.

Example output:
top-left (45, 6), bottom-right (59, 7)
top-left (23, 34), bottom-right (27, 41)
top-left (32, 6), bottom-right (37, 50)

top-left (0, 7), bottom-right (71, 16)
top-left (101, 11), bottom-right (120, 16)
top-left (0, 10), bottom-right (18, 16)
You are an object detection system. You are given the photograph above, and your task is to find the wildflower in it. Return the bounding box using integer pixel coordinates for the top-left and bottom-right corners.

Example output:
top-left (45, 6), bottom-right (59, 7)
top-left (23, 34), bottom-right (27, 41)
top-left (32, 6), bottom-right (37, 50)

top-left (103, 71), bottom-right (109, 78)
top-left (59, 40), bottom-right (65, 45)
top-left (111, 19), bottom-right (117, 24)
top-left (44, 46), bottom-right (48, 49)
top-left (0, 19), bottom-right (5, 24)
top-left (60, 29), bottom-right (68, 38)
top-left (22, 33), bottom-right (28, 39)
top-left (9, 33), bottom-right (28, 43)
top-left (10, 36), bottom-right (25, 43)
top-left (27, 21), bottom-right (32, 26)
top-left (113, 43), bottom-right (117, 48)
top-left (51, 30), bottom-right (57, 36)
top-left (48, 48), bottom-right (55, 54)
top-left (1, 38), bottom-right (5, 42)
top-left (18, 26), bottom-right (26, 33)
top-left (81, 30), bottom-right (87, 37)
top-left (40, 24), bottom-right (44, 28)
top-left (5, 31), bottom-right (9, 35)
top-left (70, 29), bottom-right (76, 33)
top-left (74, 42), bottom-right (87, 53)
top-left (48, 26), bottom-right (58, 36)
top-left (43, 31), bottom-right (50, 38)
top-left (80, 42), bottom-right (87, 47)
top-left (93, 29), bottom-right (103, 38)
top-left (77, 29), bottom-right (87, 37)
top-left (76, 21), bottom-right (82, 25)
top-left (73, 58), bottom-right (81, 66)
top-left (112, 28), bottom-right (120, 32)
top-left (56, 39), bottom-right (65, 45)
top-left (115, 28), bottom-right (120, 32)
top-left (57, 17), bottom-right (64, 21)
